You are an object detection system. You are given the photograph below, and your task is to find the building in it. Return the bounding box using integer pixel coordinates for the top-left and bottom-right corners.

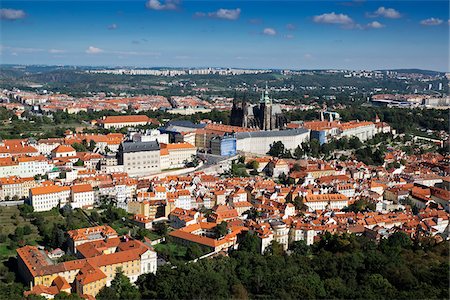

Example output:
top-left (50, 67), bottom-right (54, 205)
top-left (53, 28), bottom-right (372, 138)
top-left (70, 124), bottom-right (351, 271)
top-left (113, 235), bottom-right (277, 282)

top-left (169, 222), bottom-right (247, 253)
top-left (51, 145), bottom-right (76, 158)
top-left (235, 128), bottom-right (310, 155)
top-left (67, 225), bottom-right (118, 253)
top-left (30, 185), bottom-right (71, 212)
top-left (0, 176), bottom-right (37, 201)
top-left (117, 141), bottom-right (161, 177)
top-left (159, 142), bottom-right (196, 170)
top-left (303, 194), bottom-right (349, 212)
top-left (17, 229), bottom-right (157, 298)
top-left (210, 134), bottom-right (237, 156)
top-left (71, 184), bottom-right (95, 209)
top-left (95, 115), bottom-right (159, 129)
top-left (230, 87), bottom-right (288, 130)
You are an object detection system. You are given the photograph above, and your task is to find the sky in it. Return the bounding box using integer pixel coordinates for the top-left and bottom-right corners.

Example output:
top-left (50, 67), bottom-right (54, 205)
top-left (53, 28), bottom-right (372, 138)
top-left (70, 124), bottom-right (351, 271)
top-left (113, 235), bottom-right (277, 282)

top-left (1, 0), bottom-right (449, 71)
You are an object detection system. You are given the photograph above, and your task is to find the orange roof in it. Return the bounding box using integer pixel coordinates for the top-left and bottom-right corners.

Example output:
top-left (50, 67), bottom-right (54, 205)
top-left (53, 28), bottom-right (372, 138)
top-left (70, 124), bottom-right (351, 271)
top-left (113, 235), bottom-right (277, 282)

top-left (71, 184), bottom-right (93, 193)
top-left (160, 142), bottom-right (195, 150)
top-left (304, 193), bottom-right (348, 202)
top-left (97, 115), bottom-right (159, 125)
top-left (52, 144), bottom-right (76, 153)
top-left (30, 185), bottom-right (70, 196)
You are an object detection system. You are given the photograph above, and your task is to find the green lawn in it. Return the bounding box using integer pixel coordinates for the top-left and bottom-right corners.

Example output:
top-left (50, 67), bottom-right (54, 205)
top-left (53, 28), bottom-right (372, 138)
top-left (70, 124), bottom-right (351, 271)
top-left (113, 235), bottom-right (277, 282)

top-left (154, 242), bottom-right (188, 259)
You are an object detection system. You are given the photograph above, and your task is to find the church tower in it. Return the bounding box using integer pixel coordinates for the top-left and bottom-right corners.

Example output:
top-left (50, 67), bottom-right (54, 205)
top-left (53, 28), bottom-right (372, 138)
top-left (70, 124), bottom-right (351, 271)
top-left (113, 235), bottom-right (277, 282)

top-left (261, 83), bottom-right (272, 130)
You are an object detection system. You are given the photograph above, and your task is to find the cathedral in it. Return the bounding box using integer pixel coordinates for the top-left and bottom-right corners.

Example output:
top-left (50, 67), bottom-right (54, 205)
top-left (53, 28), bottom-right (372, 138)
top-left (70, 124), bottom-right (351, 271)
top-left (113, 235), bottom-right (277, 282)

top-left (230, 87), bottom-right (288, 131)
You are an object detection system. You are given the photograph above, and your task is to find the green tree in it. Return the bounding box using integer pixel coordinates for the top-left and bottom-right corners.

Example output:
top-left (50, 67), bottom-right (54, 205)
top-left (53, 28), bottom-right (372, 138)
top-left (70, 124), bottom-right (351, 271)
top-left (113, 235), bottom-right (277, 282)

top-left (294, 145), bottom-right (304, 159)
top-left (214, 221), bottom-right (228, 238)
top-left (97, 269), bottom-right (140, 300)
top-left (268, 141), bottom-right (285, 157)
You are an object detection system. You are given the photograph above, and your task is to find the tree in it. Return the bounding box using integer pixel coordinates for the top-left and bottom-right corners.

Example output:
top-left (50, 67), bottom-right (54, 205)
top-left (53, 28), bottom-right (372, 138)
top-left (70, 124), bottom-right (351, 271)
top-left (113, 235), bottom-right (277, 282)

top-left (185, 244), bottom-right (203, 260)
top-left (310, 139), bottom-right (321, 158)
top-left (153, 222), bottom-right (168, 236)
top-left (294, 145), bottom-right (304, 159)
top-left (293, 196), bottom-right (305, 211)
top-left (268, 141), bottom-right (285, 158)
top-left (97, 269), bottom-right (140, 300)
top-left (291, 240), bottom-right (310, 256)
top-left (349, 136), bottom-right (363, 149)
top-left (265, 240), bottom-right (284, 256)
top-left (74, 159), bottom-right (84, 167)
top-left (71, 142), bottom-right (87, 152)
top-left (214, 221), bottom-right (228, 238)
top-left (245, 160), bottom-right (259, 170)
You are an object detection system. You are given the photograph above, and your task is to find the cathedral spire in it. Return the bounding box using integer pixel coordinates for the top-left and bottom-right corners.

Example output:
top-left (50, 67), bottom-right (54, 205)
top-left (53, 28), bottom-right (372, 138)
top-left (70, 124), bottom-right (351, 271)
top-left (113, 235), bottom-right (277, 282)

top-left (261, 82), bottom-right (271, 105)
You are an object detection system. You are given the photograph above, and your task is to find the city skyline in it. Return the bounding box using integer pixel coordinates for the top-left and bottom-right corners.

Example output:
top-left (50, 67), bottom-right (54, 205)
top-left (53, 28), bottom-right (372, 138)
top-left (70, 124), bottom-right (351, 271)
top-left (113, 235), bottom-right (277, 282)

top-left (1, 0), bottom-right (449, 71)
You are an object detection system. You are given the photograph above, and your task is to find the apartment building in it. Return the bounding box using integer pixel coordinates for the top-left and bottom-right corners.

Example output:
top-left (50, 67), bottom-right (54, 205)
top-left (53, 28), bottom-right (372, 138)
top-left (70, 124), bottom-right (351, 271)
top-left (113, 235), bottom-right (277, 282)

top-left (303, 193), bottom-right (349, 212)
top-left (71, 184), bottom-right (95, 209)
top-left (159, 142), bottom-right (196, 170)
top-left (30, 185), bottom-right (71, 212)
top-left (0, 156), bottom-right (54, 178)
top-left (95, 115), bottom-right (159, 129)
top-left (118, 141), bottom-right (161, 177)
top-left (0, 176), bottom-right (37, 200)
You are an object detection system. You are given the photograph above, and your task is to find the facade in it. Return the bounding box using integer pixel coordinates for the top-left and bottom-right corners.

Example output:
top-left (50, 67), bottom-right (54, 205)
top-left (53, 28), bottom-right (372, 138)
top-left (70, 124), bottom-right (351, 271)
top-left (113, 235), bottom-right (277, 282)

top-left (159, 142), bottom-right (196, 170)
top-left (303, 194), bottom-right (349, 212)
top-left (210, 134), bottom-right (237, 156)
top-left (51, 145), bottom-right (77, 158)
top-left (30, 185), bottom-right (71, 212)
top-left (0, 176), bottom-right (37, 200)
top-left (236, 128), bottom-right (310, 155)
top-left (95, 115), bottom-right (159, 129)
top-left (230, 88), bottom-right (288, 131)
top-left (118, 141), bottom-right (161, 177)
top-left (71, 184), bottom-right (95, 209)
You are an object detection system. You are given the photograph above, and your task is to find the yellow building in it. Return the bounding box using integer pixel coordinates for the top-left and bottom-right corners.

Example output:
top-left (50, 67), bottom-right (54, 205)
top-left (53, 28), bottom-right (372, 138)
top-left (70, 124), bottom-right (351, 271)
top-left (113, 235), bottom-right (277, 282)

top-left (17, 227), bottom-right (157, 298)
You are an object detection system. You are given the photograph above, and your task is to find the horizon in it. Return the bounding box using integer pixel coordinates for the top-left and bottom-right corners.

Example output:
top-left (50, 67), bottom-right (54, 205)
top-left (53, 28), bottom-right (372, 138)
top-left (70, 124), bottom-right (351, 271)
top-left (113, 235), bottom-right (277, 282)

top-left (1, 0), bottom-right (449, 72)
top-left (1, 63), bottom-right (446, 74)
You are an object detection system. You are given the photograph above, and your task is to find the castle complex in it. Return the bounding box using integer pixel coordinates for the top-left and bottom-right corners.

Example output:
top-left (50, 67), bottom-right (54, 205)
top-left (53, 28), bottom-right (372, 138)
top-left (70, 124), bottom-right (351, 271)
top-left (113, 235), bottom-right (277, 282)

top-left (230, 86), bottom-right (288, 131)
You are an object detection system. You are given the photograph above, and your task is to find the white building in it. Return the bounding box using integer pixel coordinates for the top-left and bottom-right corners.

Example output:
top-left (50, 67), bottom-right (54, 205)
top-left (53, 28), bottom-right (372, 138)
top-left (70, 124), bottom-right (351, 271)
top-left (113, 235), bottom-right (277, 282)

top-left (236, 128), bottom-right (310, 155)
top-left (30, 185), bottom-right (71, 212)
top-left (303, 194), bottom-right (349, 212)
top-left (159, 142), bottom-right (196, 170)
top-left (118, 141), bottom-right (161, 177)
top-left (71, 184), bottom-right (95, 209)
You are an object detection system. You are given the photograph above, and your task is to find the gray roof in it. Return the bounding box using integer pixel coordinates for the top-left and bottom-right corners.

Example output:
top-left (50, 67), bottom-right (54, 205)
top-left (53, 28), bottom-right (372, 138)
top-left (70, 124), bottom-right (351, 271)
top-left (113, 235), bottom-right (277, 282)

top-left (119, 141), bottom-right (160, 153)
top-left (236, 128), bottom-right (309, 139)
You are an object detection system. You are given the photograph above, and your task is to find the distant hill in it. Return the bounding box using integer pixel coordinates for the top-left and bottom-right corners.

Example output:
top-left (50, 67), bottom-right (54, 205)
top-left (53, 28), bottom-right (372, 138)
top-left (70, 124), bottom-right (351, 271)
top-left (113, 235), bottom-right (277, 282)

top-left (378, 69), bottom-right (445, 76)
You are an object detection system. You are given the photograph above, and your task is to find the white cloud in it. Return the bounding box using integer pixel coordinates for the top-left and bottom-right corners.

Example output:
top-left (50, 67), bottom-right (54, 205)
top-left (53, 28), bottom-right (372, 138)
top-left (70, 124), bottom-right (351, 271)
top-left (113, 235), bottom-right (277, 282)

top-left (49, 49), bottom-right (65, 54)
top-left (304, 53), bottom-right (313, 60)
top-left (420, 18), bottom-right (443, 26)
top-left (196, 8), bottom-right (241, 20)
top-left (146, 0), bottom-right (179, 11)
top-left (285, 34), bottom-right (295, 39)
top-left (366, 21), bottom-right (385, 29)
top-left (0, 8), bottom-right (26, 20)
top-left (86, 46), bottom-right (103, 54)
top-left (369, 7), bottom-right (401, 19)
top-left (263, 28), bottom-right (277, 36)
top-left (108, 23), bottom-right (118, 30)
top-left (286, 23), bottom-right (296, 30)
top-left (112, 50), bottom-right (160, 56)
top-left (313, 12), bottom-right (353, 25)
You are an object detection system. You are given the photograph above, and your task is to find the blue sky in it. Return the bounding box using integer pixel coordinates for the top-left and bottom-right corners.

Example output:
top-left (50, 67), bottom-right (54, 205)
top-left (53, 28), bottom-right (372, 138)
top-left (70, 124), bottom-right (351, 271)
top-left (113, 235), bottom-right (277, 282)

top-left (1, 1), bottom-right (449, 71)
